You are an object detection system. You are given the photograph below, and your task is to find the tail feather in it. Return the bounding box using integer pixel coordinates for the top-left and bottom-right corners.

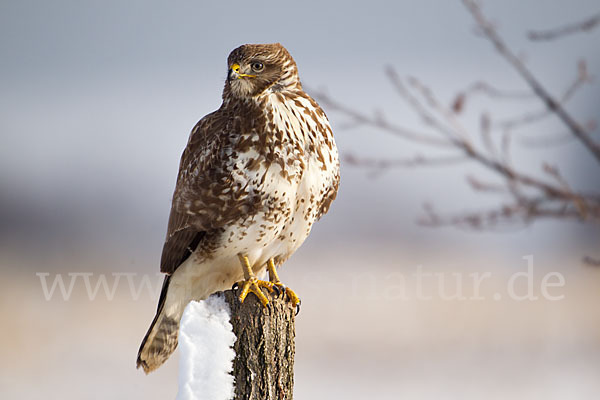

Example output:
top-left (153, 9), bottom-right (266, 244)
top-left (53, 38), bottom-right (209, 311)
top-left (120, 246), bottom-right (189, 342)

top-left (136, 258), bottom-right (233, 374)
top-left (136, 276), bottom-right (181, 374)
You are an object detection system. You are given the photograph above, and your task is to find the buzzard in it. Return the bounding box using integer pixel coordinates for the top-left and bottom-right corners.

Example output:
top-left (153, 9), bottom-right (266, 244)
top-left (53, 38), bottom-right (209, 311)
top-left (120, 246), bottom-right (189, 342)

top-left (137, 43), bottom-right (339, 374)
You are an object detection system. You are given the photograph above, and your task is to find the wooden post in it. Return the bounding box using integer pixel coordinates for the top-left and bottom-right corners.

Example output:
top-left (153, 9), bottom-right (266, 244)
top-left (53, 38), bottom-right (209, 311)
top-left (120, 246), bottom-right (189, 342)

top-left (223, 289), bottom-right (296, 400)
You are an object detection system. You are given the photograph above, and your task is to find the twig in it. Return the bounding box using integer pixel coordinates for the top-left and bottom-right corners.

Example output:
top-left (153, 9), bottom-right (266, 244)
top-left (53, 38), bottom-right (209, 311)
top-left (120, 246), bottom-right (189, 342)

top-left (463, 0), bottom-right (600, 163)
top-left (466, 175), bottom-right (507, 193)
top-left (419, 199), bottom-right (599, 231)
top-left (494, 60), bottom-right (591, 131)
top-left (528, 12), bottom-right (600, 41)
top-left (318, 2), bottom-right (600, 238)
top-left (345, 153), bottom-right (468, 171)
top-left (388, 69), bottom-right (585, 204)
top-left (311, 89), bottom-right (451, 147)
top-left (451, 81), bottom-right (534, 114)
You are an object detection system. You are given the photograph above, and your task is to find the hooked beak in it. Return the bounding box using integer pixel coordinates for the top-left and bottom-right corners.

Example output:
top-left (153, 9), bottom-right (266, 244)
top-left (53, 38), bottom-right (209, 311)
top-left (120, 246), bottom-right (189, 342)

top-left (228, 63), bottom-right (256, 80)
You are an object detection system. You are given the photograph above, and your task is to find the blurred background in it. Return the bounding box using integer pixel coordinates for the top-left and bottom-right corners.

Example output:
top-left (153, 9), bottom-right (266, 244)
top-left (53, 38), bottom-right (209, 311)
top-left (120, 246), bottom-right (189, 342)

top-left (1, 0), bottom-right (599, 399)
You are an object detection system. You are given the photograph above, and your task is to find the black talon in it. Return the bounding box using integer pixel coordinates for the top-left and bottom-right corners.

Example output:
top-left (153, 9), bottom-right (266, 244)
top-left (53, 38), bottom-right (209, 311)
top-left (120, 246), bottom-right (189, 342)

top-left (272, 284), bottom-right (282, 296)
top-left (295, 302), bottom-right (301, 316)
top-left (232, 282), bottom-right (239, 291)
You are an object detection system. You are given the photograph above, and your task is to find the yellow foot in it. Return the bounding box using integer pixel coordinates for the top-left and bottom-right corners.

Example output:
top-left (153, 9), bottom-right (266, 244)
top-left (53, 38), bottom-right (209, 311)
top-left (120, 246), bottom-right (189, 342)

top-left (272, 283), bottom-right (301, 309)
top-left (267, 258), bottom-right (301, 314)
top-left (233, 277), bottom-right (274, 307)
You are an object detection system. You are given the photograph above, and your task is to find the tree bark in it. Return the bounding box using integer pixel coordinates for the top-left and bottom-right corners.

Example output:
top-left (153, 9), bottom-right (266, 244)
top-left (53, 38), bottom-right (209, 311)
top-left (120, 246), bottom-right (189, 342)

top-left (223, 289), bottom-right (296, 400)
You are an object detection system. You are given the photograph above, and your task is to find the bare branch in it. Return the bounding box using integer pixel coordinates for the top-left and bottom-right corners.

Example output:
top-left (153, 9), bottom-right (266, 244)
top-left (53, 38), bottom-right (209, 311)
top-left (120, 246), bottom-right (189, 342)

top-left (520, 118), bottom-right (597, 147)
top-left (464, 81), bottom-right (534, 100)
top-left (345, 153), bottom-right (468, 171)
top-left (528, 12), bottom-right (600, 41)
top-left (494, 60), bottom-right (592, 131)
top-left (335, 65), bottom-right (600, 227)
top-left (466, 175), bottom-right (507, 193)
top-left (462, 0), bottom-right (600, 163)
top-left (403, 74), bottom-right (473, 143)
top-left (310, 88), bottom-right (452, 147)
top-left (384, 69), bottom-right (463, 143)
top-left (542, 163), bottom-right (590, 219)
top-left (387, 70), bottom-right (583, 203)
top-left (452, 81), bottom-right (534, 114)
top-left (319, 2), bottom-right (600, 242)
top-left (419, 198), bottom-right (600, 231)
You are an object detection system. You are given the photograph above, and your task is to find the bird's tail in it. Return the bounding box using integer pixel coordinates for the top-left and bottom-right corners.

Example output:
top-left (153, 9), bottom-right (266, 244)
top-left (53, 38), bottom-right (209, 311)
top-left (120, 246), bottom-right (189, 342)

top-left (136, 276), bottom-right (183, 374)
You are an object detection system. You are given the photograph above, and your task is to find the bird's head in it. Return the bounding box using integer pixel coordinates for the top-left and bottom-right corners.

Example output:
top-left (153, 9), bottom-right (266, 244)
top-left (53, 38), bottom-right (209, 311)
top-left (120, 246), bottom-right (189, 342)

top-left (223, 43), bottom-right (301, 99)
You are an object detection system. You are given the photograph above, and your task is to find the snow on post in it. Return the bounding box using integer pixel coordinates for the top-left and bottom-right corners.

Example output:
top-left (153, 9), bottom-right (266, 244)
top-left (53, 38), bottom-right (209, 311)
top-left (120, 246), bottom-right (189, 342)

top-left (177, 290), bottom-right (296, 400)
top-left (176, 295), bottom-right (236, 400)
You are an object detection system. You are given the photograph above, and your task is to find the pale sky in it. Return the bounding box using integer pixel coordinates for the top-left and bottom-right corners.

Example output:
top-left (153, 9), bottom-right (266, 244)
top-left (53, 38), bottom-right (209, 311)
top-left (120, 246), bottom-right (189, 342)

top-left (1, 0), bottom-right (599, 267)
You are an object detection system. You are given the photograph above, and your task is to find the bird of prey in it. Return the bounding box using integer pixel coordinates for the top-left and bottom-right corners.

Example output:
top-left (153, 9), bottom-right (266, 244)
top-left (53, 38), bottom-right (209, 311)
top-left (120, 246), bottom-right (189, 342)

top-left (136, 43), bottom-right (339, 374)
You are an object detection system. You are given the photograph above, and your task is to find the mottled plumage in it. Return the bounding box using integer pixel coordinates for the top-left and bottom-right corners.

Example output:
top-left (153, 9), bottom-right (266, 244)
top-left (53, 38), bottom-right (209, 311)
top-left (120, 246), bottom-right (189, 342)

top-left (137, 43), bottom-right (339, 373)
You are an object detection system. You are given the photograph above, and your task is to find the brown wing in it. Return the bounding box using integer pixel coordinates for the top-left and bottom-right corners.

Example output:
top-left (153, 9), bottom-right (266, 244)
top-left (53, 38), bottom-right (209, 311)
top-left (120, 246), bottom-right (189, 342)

top-left (160, 106), bottom-right (264, 274)
top-left (160, 212), bottom-right (204, 274)
top-left (160, 111), bottom-right (225, 275)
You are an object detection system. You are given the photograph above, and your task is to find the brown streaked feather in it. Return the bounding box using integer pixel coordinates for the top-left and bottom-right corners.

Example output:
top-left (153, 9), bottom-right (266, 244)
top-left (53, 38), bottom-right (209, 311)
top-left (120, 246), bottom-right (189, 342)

top-left (317, 170), bottom-right (340, 220)
top-left (136, 275), bottom-right (179, 373)
top-left (160, 102), bottom-right (264, 274)
top-left (160, 112), bottom-right (223, 275)
top-left (160, 212), bottom-right (204, 274)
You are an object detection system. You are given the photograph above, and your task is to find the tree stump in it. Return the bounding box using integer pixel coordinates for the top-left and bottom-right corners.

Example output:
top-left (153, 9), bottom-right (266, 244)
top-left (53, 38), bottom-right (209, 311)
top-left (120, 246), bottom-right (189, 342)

top-left (223, 289), bottom-right (296, 400)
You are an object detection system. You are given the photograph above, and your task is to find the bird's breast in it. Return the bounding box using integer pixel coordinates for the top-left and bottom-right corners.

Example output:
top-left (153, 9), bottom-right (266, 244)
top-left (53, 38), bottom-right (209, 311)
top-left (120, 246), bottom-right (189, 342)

top-left (213, 91), bottom-right (338, 266)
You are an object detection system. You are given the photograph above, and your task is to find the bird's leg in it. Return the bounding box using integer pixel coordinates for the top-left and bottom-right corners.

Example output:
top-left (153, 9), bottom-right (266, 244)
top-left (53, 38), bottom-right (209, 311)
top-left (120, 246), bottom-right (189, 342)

top-left (234, 254), bottom-right (273, 307)
top-left (267, 258), bottom-right (300, 309)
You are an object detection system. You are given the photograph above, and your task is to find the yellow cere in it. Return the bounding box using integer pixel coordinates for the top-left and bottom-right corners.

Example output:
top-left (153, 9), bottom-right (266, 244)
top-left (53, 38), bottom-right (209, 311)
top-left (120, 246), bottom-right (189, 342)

top-left (230, 63), bottom-right (256, 79)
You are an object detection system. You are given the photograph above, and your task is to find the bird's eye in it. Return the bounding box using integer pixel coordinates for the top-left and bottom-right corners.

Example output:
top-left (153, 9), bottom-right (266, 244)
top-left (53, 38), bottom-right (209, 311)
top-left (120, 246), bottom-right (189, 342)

top-left (251, 62), bottom-right (264, 72)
